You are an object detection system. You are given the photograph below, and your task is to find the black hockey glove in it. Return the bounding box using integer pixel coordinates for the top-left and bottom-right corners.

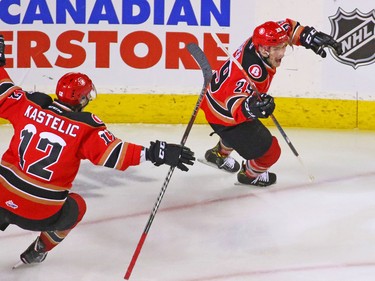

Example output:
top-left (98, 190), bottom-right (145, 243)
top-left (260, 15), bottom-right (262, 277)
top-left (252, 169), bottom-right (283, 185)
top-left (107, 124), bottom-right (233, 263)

top-left (242, 93), bottom-right (275, 119)
top-left (0, 35), bottom-right (5, 67)
top-left (300, 26), bottom-right (343, 58)
top-left (147, 140), bottom-right (195, 172)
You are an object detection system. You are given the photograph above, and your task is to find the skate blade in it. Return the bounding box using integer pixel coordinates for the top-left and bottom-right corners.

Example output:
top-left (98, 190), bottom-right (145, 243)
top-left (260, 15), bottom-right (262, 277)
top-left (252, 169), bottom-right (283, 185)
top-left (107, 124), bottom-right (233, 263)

top-left (234, 182), bottom-right (256, 186)
top-left (234, 182), bottom-right (274, 188)
top-left (197, 158), bottom-right (218, 169)
top-left (197, 158), bottom-right (238, 173)
top-left (12, 261), bottom-right (25, 270)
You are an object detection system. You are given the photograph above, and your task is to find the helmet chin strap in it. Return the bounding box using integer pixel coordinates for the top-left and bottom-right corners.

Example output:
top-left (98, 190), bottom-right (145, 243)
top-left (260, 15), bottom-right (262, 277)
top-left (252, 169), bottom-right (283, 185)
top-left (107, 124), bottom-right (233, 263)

top-left (257, 48), bottom-right (272, 66)
top-left (259, 52), bottom-right (274, 68)
top-left (258, 45), bottom-right (270, 58)
top-left (75, 97), bottom-right (90, 112)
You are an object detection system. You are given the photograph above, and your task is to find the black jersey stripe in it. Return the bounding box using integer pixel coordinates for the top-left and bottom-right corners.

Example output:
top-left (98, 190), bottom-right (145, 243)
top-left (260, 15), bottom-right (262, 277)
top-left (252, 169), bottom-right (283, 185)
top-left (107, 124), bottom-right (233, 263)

top-left (0, 165), bottom-right (68, 201)
top-left (206, 92), bottom-right (245, 120)
top-left (0, 81), bottom-right (15, 97)
top-left (103, 142), bottom-right (123, 168)
top-left (205, 92), bottom-right (233, 119)
top-left (45, 230), bottom-right (65, 243)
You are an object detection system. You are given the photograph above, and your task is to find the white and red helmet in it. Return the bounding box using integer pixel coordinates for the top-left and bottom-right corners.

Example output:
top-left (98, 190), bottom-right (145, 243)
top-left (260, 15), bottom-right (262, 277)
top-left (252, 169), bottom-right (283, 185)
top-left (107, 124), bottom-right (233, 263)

top-left (56, 72), bottom-right (96, 108)
top-left (252, 21), bottom-right (288, 50)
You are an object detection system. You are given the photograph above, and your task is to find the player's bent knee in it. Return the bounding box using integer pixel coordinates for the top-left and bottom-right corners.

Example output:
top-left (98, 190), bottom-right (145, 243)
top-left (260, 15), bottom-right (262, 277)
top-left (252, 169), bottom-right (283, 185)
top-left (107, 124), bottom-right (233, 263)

top-left (52, 193), bottom-right (87, 231)
top-left (255, 136), bottom-right (281, 167)
top-left (69, 193), bottom-right (87, 223)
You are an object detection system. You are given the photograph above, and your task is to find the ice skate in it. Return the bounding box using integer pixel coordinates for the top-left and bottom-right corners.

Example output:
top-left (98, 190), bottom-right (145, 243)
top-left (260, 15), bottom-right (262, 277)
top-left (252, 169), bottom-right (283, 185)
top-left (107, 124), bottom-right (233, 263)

top-left (13, 237), bottom-right (48, 269)
top-left (203, 143), bottom-right (240, 173)
top-left (237, 163), bottom-right (276, 187)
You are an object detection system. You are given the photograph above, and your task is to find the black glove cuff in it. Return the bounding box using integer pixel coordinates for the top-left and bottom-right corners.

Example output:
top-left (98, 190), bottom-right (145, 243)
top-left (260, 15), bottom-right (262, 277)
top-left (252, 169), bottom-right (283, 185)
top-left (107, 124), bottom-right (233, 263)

top-left (146, 141), bottom-right (158, 163)
top-left (145, 147), bottom-right (151, 162)
top-left (300, 26), bottom-right (317, 49)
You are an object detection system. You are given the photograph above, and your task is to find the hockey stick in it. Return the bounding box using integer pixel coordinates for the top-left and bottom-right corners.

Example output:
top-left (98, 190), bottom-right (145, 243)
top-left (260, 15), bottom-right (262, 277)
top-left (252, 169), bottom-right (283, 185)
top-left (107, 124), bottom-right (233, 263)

top-left (211, 33), bottom-right (314, 182)
top-left (124, 43), bottom-right (213, 280)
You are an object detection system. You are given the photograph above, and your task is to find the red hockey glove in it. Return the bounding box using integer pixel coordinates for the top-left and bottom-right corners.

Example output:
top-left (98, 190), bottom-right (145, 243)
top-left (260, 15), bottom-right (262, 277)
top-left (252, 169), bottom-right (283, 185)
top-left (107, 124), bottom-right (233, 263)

top-left (300, 26), bottom-right (343, 58)
top-left (242, 93), bottom-right (275, 119)
top-left (147, 140), bottom-right (195, 171)
top-left (0, 35), bottom-right (5, 67)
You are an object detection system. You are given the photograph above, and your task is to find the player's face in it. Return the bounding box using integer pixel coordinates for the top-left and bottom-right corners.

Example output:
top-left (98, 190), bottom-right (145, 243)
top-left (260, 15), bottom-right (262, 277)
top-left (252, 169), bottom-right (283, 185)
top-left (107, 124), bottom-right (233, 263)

top-left (268, 42), bottom-right (288, 68)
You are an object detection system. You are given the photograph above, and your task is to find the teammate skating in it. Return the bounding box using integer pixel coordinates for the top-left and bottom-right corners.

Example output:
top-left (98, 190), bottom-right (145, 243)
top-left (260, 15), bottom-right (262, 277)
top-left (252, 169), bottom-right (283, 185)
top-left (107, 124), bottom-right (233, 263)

top-left (0, 35), bottom-right (195, 268)
top-left (200, 19), bottom-right (342, 186)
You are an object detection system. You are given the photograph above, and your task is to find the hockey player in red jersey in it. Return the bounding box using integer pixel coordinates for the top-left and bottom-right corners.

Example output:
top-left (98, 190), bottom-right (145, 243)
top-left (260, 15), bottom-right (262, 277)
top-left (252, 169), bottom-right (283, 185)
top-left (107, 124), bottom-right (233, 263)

top-left (201, 19), bottom-right (342, 186)
top-left (0, 35), bottom-right (195, 267)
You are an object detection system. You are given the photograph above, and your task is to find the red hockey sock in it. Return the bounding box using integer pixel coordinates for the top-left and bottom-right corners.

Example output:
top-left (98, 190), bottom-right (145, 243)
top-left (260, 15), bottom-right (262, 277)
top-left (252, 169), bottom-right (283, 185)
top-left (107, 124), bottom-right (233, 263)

top-left (40, 229), bottom-right (70, 251)
top-left (245, 136), bottom-right (281, 178)
top-left (218, 140), bottom-right (234, 156)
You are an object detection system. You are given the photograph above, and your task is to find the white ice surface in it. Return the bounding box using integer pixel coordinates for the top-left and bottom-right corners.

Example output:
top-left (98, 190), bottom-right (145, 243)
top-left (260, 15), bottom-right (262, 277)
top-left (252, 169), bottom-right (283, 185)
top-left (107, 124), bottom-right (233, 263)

top-left (1, 124), bottom-right (375, 281)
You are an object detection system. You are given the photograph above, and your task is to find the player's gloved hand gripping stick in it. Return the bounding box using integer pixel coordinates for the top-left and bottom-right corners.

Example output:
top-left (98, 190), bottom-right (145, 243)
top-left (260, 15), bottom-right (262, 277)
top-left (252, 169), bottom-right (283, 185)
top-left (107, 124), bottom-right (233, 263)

top-left (242, 93), bottom-right (275, 119)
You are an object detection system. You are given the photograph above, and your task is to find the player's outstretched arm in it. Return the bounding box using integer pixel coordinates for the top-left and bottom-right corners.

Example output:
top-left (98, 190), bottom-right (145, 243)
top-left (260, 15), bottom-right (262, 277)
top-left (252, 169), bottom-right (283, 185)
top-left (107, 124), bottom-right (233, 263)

top-left (146, 140), bottom-right (195, 171)
top-left (299, 26), bottom-right (343, 58)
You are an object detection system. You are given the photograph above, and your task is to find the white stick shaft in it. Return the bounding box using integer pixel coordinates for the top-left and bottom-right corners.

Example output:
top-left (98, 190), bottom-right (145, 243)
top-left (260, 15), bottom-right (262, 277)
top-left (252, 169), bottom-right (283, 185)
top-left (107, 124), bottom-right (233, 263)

top-left (212, 33), bottom-right (244, 71)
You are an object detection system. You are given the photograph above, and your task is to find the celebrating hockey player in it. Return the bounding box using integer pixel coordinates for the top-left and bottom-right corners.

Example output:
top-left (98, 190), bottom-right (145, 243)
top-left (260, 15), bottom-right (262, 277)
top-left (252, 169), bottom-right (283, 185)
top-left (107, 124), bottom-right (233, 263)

top-left (0, 35), bottom-right (195, 267)
top-left (200, 19), bottom-right (342, 186)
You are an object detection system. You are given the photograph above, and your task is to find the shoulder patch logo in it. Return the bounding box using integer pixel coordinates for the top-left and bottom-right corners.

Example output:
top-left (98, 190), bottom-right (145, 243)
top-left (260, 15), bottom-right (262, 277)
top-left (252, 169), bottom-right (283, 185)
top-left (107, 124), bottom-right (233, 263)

top-left (248, 64), bottom-right (262, 79)
top-left (329, 8), bottom-right (375, 69)
top-left (91, 114), bottom-right (104, 124)
top-left (98, 129), bottom-right (116, 145)
top-left (8, 90), bottom-right (23, 100)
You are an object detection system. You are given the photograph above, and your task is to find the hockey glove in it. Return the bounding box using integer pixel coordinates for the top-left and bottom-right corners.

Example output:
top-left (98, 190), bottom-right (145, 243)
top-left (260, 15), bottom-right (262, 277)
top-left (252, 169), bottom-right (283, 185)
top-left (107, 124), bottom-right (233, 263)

top-left (0, 35), bottom-right (5, 67)
top-left (147, 140), bottom-right (195, 171)
top-left (242, 93), bottom-right (275, 119)
top-left (300, 26), bottom-right (343, 58)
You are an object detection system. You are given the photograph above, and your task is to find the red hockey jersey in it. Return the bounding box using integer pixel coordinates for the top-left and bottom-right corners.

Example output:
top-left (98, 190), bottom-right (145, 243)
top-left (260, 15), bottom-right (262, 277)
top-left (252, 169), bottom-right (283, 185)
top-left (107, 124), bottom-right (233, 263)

top-left (0, 67), bottom-right (143, 220)
top-left (200, 18), bottom-right (304, 126)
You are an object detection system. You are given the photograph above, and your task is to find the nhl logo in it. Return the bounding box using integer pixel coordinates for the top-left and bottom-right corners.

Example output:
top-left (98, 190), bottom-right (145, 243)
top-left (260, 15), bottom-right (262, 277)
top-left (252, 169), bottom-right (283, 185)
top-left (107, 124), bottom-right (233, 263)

top-left (329, 8), bottom-right (375, 69)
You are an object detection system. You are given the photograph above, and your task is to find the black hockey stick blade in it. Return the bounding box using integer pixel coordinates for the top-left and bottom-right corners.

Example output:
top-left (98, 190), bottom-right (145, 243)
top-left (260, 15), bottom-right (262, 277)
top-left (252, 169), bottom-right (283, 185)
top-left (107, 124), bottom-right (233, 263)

top-left (187, 43), bottom-right (212, 87)
top-left (179, 43), bottom-right (213, 146)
